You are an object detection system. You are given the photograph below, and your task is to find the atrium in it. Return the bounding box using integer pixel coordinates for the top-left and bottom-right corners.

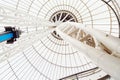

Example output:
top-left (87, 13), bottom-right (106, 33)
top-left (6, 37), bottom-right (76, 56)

top-left (0, 0), bottom-right (120, 80)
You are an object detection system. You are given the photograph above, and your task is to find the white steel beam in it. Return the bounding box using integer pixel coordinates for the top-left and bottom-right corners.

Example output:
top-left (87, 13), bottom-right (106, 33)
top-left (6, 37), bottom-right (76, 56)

top-left (56, 26), bottom-right (120, 80)
top-left (0, 29), bottom-right (54, 63)
top-left (58, 22), bottom-right (120, 56)
top-left (56, 22), bottom-right (120, 80)
top-left (0, 5), bottom-right (55, 27)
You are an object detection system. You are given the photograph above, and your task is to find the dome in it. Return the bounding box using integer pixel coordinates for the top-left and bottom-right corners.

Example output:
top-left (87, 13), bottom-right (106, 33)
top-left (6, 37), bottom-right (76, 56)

top-left (0, 0), bottom-right (119, 80)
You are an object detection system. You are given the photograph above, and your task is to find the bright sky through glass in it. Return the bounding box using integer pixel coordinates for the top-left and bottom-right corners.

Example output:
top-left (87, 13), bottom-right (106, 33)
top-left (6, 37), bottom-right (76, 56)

top-left (0, 0), bottom-right (119, 80)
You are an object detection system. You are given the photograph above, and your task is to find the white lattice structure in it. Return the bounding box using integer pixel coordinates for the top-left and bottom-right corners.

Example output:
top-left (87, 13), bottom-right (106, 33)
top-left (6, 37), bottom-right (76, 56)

top-left (0, 0), bottom-right (120, 80)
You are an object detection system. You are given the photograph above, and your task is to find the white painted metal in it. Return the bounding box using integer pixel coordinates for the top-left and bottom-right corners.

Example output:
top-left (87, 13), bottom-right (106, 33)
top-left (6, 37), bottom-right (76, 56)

top-left (56, 22), bottom-right (120, 80)
top-left (85, 27), bottom-right (120, 55)
top-left (0, 0), bottom-right (119, 79)
top-left (0, 29), bottom-right (54, 63)
top-left (58, 22), bottom-right (120, 56)
top-left (0, 5), bottom-right (55, 27)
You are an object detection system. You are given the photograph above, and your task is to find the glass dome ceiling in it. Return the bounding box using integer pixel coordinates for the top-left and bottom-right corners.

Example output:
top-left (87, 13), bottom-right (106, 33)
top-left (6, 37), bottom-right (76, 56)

top-left (0, 0), bottom-right (119, 80)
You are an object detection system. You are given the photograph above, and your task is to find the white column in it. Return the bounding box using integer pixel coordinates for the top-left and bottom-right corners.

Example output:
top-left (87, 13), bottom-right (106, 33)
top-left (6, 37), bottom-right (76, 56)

top-left (56, 27), bottom-right (120, 80)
